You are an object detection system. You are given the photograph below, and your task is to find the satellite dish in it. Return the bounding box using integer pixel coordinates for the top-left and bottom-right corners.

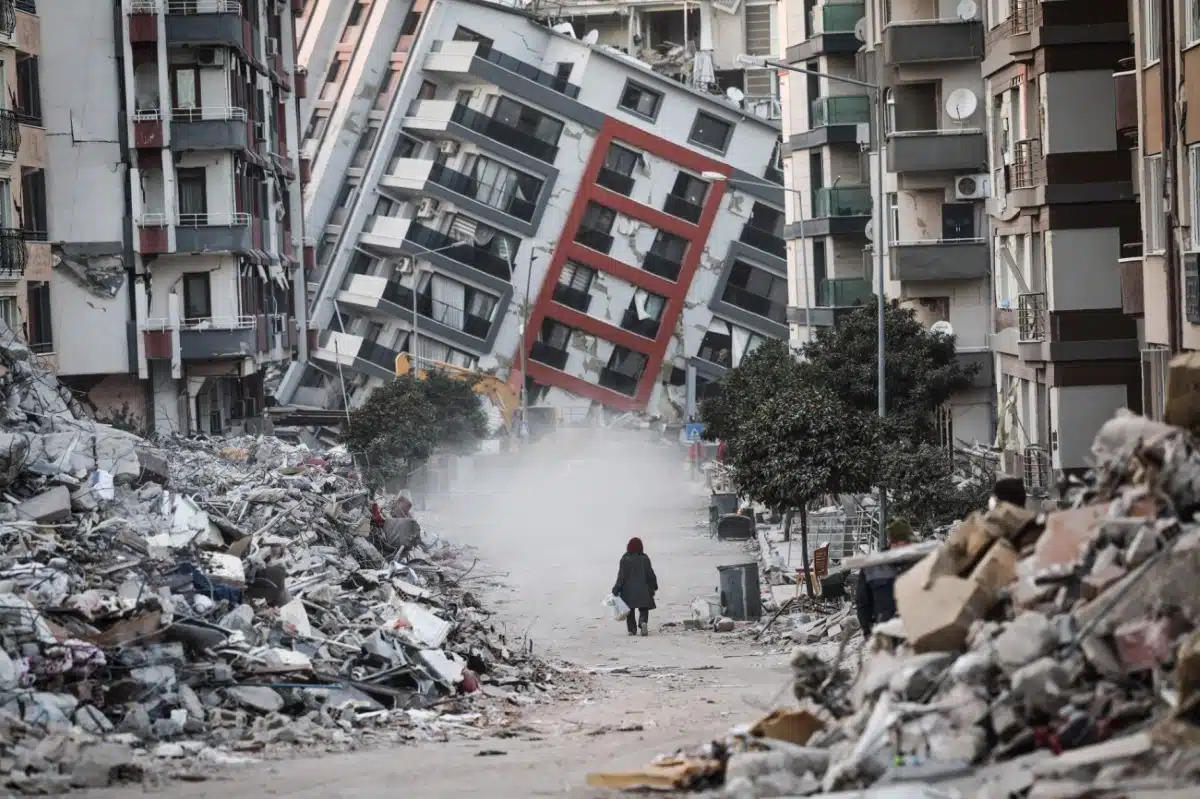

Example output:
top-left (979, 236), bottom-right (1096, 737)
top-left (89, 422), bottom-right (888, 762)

top-left (864, 219), bottom-right (874, 242)
top-left (930, 320), bottom-right (955, 337)
top-left (956, 0), bottom-right (979, 20)
top-left (945, 88), bottom-right (978, 121)
top-left (853, 18), bottom-right (867, 42)
top-left (583, 29), bottom-right (600, 45)
top-left (725, 86), bottom-right (745, 104)
top-left (552, 22), bottom-right (576, 38)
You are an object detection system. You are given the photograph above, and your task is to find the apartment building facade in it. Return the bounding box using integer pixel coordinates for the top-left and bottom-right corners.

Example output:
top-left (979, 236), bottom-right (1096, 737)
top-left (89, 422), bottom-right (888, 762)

top-left (33, 0), bottom-right (307, 436)
top-left (1124, 0), bottom-right (1200, 422)
top-left (0, 2), bottom-right (51, 359)
top-left (984, 0), bottom-right (1139, 488)
top-left (277, 0), bottom-right (787, 417)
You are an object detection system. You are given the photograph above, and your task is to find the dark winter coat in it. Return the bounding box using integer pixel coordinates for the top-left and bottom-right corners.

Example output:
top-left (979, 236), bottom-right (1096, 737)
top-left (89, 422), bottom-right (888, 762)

top-left (855, 564), bottom-right (902, 637)
top-left (613, 552), bottom-right (658, 610)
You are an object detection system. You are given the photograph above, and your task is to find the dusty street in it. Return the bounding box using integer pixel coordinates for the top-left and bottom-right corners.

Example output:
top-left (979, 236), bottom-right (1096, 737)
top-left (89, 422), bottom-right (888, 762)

top-left (84, 430), bottom-right (791, 798)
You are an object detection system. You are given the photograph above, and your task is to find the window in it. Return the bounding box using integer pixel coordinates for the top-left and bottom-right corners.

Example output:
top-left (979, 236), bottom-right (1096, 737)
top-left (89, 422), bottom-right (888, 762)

top-left (491, 97), bottom-right (564, 146)
top-left (170, 65), bottom-right (200, 118)
top-left (887, 192), bottom-right (899, 244)
top-left (388, 133), bottom-right (421, 170)
top-left (351, 125), bottom-right (379, 168)
top-left (885, 89), bottom-right (896, 134)
top-left (464, 155), bottom-right (544, 219)
top-left (559, 261), bottom-right (595, 292)
top-left (539, 318), bottom-right (572, 350)
top-left (418, 80), bottom-right (437, 100)
top-left (176, 167), bottom-right (207, 219)
top-left (345, 2), bottom-right (363, 26)
top-left (618, 81), bottom-right (662, 120)
top-left (372, 196), bottom-right (400, 218)
top-left (325, 59), bottom-right (343, 84)
top-left (747, 203), bottom-right (784, 236)
top-left (580, 202), bottom-right (616, 233)
top-left (15, 55), bottom-right (40, 125)
top-left (399, 9), bottom-right (421, 35)
top-left (604, 143), bottom-right (640, 176)
top-left (688, 111), bottom-right (733, 153)
top-left (25, 281), bottom-right (51, 354)
top-left (555, 63), bottom-right (573, 82)
top-left (1144, 0), bottom-right (1162, 62)
top-left (649, 229), bottom-right (687, 263)
top-left (670, 172), bottom-right (708, 206)
top-left (605, 346), bottom-right (648, 381)
top-left (1191, 146), bottom-right (1200, 250)
top-left (1146, 155), bottom-right (1165, 253)
top-left (182, 273), bottom-right (212, 320)
top-left (0, 296), bottom-right (16, 329)
top-left (453, 26), bottom-right (492, 48)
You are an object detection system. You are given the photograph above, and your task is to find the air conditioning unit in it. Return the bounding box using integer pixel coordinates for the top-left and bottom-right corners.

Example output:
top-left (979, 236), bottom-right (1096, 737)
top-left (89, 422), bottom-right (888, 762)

top-left (267, 37), bottom-right (281, 57)
top-left (955, 173), bottom-right (991, 200)
top-left (196, 48), bottom-right (225, 67)
top-left (416, 198), bottom-right (439, 219)
top-left (396, 256), bottom-right (414, 271)
top-left (438, 140), bottom-right (459, 156)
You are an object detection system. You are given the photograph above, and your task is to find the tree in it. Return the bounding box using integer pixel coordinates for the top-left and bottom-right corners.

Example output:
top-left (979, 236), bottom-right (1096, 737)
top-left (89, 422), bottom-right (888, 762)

top-left (344, 372), bottom-right (487, 489)
top-left (700, 339), bottom-right (801, 445)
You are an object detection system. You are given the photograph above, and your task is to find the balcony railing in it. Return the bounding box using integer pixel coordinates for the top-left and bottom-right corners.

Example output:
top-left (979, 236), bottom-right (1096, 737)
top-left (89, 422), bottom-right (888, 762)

top-left (810, 95), bottom-right (870, 127)
top-left (739, 225), bottom-right (786, 258)
top-left (164, 1), bottom-right (242, 13)
top-left (811, 2), bottom-right (864, 35)
top-left (0, 228), bottom-right (27, 278)
top-left (428, 162), bottom-right (536, 222)
top-left (382, 284), bottom-right (490, 338)
top-left (598, 367), bottom-right (639, 396)
top-left (642, 252), bottom-right (682, 281)
top-left (358, 339), bottom-right (400, 371)
top-left (663, 194), bottom-right (703, 224)
top-left (812, 186), bottom-right (871, 217)
top-left (405, 222), bottom-right (513, 281)
top-left (721, 285), bottom-right (786, 324)
top-left (1009, 138), bottom-right (1044, 189)
top-left (450, 103), bottom-right (558, 164)
top-left (818, 277), bottom-right (871, 307)
top-left (575, 227), bottom-right (614, 254)
top-left (620, 308), bottom-right (662, 339)
top-left (1017, 292), bottom-right (1046, 342)
top-left (473, 42), bottom-right (581, 99)
top-left (596, 167), bottom-right (635, 196)
top-left (14, 0), bottom-right (32, 13)
top-left (0, 0), bottom-right (15, 36)
top-left (1023, 444), bottom-right (1052, 496)
top-left (552, 282), bottom-right (592, 313)
top-left (530, 340), bottom-right (569, 370)
top-left (0, 109), bottom-right (20, 156)
top-left (177, 212), bottom-right (251, 226)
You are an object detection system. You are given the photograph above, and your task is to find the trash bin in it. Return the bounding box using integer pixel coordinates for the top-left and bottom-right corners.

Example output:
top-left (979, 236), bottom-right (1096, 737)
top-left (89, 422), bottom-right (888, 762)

top-left (717, 562), bottom-right (762, 621)
top-left (717, 513), bottom-right (755, 540)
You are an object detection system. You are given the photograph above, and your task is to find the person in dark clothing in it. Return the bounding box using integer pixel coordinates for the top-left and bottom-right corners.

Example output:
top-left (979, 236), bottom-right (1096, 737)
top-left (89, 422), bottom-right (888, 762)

top-left (613, 537), bottom-right (658, 637)
top-left (990, 476), bottom-right (1027, 510)
top-left (855, 519), bottom-right (915, 638)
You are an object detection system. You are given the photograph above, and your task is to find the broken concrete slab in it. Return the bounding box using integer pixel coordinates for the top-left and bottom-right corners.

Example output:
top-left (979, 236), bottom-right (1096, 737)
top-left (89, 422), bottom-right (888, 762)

top-left (16, 486), bottom-right (72, 524)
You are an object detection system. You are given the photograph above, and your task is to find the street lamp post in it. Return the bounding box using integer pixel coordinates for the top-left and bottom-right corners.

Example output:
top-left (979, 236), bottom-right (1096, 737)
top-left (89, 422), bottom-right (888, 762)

top-left (738, 54), bottom-right (890, 551)
top-left (700, 172), bottom-right (811, 344)
top-left (399, 239), bottom-right (491, 374)
top-left (517, 248), bottom-right (536, 440)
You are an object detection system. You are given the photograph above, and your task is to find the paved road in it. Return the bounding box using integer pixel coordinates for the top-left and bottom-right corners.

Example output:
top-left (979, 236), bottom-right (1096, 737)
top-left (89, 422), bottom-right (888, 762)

top-left (87, 429), bottom-right (790, 797)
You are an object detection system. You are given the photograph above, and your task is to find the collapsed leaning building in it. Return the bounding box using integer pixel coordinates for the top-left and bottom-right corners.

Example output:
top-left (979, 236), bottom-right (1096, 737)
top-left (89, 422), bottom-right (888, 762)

top-left (278, 0), bottom-right (789, 420)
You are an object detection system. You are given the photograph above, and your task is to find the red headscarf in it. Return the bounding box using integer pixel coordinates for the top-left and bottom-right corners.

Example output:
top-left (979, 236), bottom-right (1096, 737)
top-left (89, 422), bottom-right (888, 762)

top-left (626, 537), bottom-right (644, 554)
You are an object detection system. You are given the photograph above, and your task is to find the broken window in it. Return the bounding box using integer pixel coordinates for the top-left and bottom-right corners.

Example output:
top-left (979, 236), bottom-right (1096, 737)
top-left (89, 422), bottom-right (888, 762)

top-left (24, 280), bottom-right (51, 354)
top-left (697, 326), bottom-right (733, 368)
top-left (689, 111), bottom-right (733, 153)
top-left (182, 272), bottom-right (212, 321)
top-left (618, 81), bottom-right (662, 120)
top-left (19, 166), bottom-right (46, 238)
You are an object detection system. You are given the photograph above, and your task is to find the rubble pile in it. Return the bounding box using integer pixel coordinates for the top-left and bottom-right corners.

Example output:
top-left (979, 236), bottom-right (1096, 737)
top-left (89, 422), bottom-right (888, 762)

top-left (595, 409), bottom-right (1200, 796)
top-left (0, 326), bottom-right (578, 794)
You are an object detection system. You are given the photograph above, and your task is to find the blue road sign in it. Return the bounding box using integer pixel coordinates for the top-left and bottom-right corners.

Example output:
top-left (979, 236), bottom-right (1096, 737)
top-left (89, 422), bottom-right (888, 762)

top-left (685, 423), bottom-right (705, 443)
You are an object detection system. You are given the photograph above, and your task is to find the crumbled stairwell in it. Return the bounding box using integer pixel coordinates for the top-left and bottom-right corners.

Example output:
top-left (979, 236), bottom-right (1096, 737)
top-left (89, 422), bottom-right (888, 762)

top-left (51, 246), bottom-right (126, 299)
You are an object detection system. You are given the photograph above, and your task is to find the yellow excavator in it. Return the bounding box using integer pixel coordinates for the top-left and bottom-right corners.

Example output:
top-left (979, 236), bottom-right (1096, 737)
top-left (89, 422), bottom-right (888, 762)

top-left (394, 353), bottom-right (521, 433)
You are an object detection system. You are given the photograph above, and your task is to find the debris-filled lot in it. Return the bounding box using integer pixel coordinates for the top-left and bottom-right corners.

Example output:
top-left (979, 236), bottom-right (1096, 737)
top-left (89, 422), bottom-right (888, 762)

top-left (0, 330), bottom-right (584, 794)
top-left (592, 408), bottom-right (1200, 797)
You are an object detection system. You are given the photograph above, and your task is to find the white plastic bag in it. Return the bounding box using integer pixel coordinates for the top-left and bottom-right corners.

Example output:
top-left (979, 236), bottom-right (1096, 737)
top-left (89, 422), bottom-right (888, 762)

top-left (602, 594), bottom-right (630, 621)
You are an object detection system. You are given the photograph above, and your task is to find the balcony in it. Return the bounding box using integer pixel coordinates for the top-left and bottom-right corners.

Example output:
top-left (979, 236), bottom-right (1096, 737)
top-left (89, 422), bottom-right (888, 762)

top-left (887, 130), bottom-right (988, 174)
top-left (386, 159), bottom-right (536, 223)
top-left (175, 212), bottom-right (253, 253)
top-left (889, 239), bottom-right (989, 282)
top-left (721, 285), bottom-right (786, 325)
top-left (1017, 292), bottom-right (1046, 342)
top-left (0, 0), bottom-right (14, 38)
top-left (404, 221), bottom-right (513, 282)
top-left (357, 339), bottom-right (402, 373)
top-left (179, 316), bottom-right (257, 360)
top-left (530, 340), bottom-right (569, 370)
top-left (786, 2), bottom-right (863, 61)
top-left (0, 228), bottom-right (27, 278)
top-left (598, 367), bottom-right (639, 397)
top-left (663, 194), bottom-right (703, 224)
top-left (1008, 138), bottom-right (1044, 190)
top-left (811, 95), bottom-right (870, 127)
top-left (1120, 256), bottom-right (1143, 315)
top-left (1115, 70), bottom-right (1137, 135)
top-left (764, 163), bottom-right (784, 185)
top-left (739, 225), bottom-right (786, 259)
top-left (597, 167), bottom-right (634, 196)
top-left (426, 40), bottom-right (582, 100)
top-left (164, 0), bottom-right (243, 49)
top-left (450, 104), bottom-right (558, 164)
top-left (642, 253), bottom-right (681, 281)
top-left (0, 109), bottom-right (20, 162)
top-left (812, 185), bottom-right (871, 218)
top-left (813, 2), bottom-right (864, 34)
top-left (883, 19), bottom-right (984, 64)
top-left (552, 283), bottom-right (591, 313)
top-left (620, 308), bottom-right (661, 340)
top-left (473, 42), bottom-right (581, 99)
top-left (170, 107), bottom-right (249, 151)
top-left (818, 277), bottom-right (871, 307)
top-left (575, 227), bottom-right (614, 255)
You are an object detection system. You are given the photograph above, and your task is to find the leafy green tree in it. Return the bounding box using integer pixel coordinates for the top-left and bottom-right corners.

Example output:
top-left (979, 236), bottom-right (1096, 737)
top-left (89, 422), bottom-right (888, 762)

top-left (700, 339), bottom-right (801, 445)
top-left (344, 372), bottom-right (487, 489)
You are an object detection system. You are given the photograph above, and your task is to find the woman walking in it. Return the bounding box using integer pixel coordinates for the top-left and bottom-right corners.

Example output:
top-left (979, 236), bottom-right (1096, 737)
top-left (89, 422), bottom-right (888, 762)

top-left (613, 537), bottom-right (658, 636)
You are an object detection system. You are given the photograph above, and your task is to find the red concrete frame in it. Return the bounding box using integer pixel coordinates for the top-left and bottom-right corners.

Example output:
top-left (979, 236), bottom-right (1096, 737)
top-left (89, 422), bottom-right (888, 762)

top-left (515, 116), bottom-right (731, 411)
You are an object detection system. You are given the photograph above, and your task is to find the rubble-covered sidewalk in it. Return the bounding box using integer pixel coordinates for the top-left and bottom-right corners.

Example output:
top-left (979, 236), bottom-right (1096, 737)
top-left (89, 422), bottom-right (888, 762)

top-left (592, 409), bottom-right (1200, 797)
top-left (0, 325), bottom-right (583, 794)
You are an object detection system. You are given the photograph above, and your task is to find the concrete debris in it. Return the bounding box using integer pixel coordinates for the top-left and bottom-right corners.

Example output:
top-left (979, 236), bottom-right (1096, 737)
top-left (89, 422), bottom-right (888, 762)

top-left (0, 326), bottom-right (583, 793)
top-left (611, 407), bottom-right (1200, 795)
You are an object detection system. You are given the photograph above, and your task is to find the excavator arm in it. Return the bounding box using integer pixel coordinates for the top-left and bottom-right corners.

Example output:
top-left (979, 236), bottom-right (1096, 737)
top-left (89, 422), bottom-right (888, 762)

top-left (395, 353), bottom-right (519, 431)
